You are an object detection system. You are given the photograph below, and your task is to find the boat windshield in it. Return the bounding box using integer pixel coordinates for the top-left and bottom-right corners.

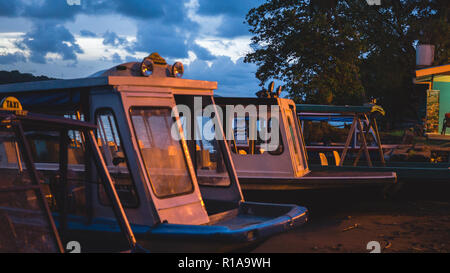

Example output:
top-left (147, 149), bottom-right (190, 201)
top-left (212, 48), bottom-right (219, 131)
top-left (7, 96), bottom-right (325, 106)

top-left (129, 107), bottom-right (194, 198)
top-left (0, 127), bottom-right (60, 253)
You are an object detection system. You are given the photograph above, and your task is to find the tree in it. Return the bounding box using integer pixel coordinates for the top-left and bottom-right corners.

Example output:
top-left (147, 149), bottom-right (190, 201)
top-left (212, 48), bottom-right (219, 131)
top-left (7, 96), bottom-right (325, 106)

top-left (354, 0), bottom-right (449, 127)
top-left (0, 70), bottom-right (54, 84)
top-left (245, 0), bottom-right (450, 127)
top-left (245, 0), bottom-right (367, 105)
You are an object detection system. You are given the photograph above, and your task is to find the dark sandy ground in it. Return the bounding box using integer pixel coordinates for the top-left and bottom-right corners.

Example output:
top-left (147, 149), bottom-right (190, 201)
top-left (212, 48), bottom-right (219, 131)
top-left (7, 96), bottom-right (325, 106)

top-left (247, 181), bottom-right (450, 253)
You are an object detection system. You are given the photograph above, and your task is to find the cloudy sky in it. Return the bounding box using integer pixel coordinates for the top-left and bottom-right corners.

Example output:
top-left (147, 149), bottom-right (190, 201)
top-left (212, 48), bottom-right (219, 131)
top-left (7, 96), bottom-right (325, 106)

top-left (0, 0), bottom-right (272, 97)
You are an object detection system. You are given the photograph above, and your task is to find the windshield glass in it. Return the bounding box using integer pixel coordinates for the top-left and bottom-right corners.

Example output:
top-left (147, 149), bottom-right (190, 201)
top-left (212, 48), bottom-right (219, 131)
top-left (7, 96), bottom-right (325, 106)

top-left (96, 109), bottom-right (139, 207)
top-left (130, 107), bottom-right (194, 198)
top-left (194, 115), bottom-right (231, 186)
top-left (224, 105), bottom-right (283, 155)
top-left (0, 127), bottom-right (60, 253)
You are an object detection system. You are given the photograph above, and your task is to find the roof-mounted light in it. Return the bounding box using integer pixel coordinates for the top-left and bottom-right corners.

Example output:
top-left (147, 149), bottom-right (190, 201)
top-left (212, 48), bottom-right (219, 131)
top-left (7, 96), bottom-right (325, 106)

top-left (140, 57), bottom-right (154, 77)
top-left (172, 62), bottom-right (184, 78)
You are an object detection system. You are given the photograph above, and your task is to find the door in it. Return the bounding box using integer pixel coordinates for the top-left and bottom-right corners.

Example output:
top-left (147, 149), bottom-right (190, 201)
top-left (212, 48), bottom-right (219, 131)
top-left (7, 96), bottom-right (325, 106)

top-left (119, 87), bottom-right (209, 225)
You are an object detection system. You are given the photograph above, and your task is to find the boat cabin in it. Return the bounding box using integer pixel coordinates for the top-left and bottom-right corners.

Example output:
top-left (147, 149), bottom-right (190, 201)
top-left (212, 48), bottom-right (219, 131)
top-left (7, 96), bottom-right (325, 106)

top-left (0, 97), bottom-right (138, 252)
top-left (0, 54), bottom-right (307, 252)
top-left (297, 102), bottom-right (450, 181)
top-left (215, 84), bottom-right (397, 191)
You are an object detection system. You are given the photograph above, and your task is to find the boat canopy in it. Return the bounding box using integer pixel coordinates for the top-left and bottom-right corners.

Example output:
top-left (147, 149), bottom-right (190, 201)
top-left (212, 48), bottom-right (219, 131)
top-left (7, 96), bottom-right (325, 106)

top-left (298, 115), bottom-right (354, 123)
top-left (296, 103), bottom-right (386, 167)
top-left (296, 104), bottom-right (385, 116)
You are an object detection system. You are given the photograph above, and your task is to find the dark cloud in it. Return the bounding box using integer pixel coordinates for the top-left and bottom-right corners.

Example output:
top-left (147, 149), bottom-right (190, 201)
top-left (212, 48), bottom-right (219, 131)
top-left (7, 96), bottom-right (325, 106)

top-left (216, 16), bottom-right (249, 38)
top-left (16, 22), bottom-right (83, 64)
top-left (2, 0), bottom-right (186, 22)
top-left (0, 52), bottom-right (26, 64)
top-left (103, 31), bottom-right (128, 47)
top-left (185, 56), bottom-right (259, 97)
top-left (127, 0), bottom-right (199, 59)
top-left (189, 42), bottom-right (215, 61)
top-left (1, 0), bottom-right (256, 59)
top-left (80, 29), bottom-right (97, 37)
top-left (196, 0), bottom-right (264, 38)
top-left (114, 0), bottom-right (165, 19)
top-left (0, 0), bottom-right (23, 17)
top-left (22, 1), bottom-right (82, 20)
top-left (1, 0), bottom-right (262, 91)
top-left (132, 21), bottom-right (193, 59)
top-left (197, 1), bottom-right (262, 17)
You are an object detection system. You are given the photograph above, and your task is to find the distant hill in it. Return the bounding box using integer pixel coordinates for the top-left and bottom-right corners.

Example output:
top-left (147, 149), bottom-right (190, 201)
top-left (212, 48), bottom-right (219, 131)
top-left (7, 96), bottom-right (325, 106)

top-left (0, 70), bottom-right (55, 84)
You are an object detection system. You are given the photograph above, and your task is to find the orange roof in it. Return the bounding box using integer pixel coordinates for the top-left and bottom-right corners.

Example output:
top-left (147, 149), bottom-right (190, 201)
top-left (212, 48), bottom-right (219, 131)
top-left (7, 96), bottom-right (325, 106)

top-left (416, 64), bottom-right (450, 78)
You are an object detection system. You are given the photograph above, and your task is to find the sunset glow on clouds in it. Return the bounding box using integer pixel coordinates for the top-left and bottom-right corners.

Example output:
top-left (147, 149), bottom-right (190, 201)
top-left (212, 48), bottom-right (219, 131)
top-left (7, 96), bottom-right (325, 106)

top-left (0, 0), bottom-right (265, 96)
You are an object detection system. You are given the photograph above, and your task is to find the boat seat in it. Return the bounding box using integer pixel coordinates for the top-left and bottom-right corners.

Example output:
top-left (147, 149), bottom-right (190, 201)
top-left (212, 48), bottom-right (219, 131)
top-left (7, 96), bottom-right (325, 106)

top-left (333, 150), bottom-right (341, 166)
top-left (319, 153), bottom-right (328, 166)
top-left (238, 149), bottom-right (247, 155)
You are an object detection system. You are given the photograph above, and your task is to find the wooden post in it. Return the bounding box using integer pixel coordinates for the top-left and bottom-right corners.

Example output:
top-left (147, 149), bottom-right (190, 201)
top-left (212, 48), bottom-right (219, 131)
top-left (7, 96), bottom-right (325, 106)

top-left (340, 115), bottom-right (357, 166)
top-left (372, 117), bottom-right (386, 166)
top-left (354, 116), bottom-right (372, 167)
top-left (354, 115), bottom-right (374, 166)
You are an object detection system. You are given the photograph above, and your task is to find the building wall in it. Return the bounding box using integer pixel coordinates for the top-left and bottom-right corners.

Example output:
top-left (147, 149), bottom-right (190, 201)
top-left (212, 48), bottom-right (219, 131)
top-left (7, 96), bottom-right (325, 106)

top-left (433, 81), bottom-right (450, 133)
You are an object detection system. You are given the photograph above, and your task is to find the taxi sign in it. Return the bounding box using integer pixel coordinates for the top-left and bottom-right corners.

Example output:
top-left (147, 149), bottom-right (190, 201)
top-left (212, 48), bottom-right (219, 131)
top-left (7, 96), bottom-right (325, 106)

top-left (0, 97), bottom-right (27, 115)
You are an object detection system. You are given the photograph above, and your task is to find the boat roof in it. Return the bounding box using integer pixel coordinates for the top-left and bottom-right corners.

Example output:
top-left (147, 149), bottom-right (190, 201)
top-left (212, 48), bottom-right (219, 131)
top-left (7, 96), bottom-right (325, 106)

top-left (0, 59), bottom-right (217, 96)
top-left (296, 104), bottom-right (385, 115)
top-left (0, 110), bottom-right (97, 131)
top-left (214, 97), bottom-right (280, 105)
top-left (298, 115), bottom-right (354, 122)
top-left (0, 75), bottom-right (217, 94)
top-left (0, 60), bottom-right (217, 112)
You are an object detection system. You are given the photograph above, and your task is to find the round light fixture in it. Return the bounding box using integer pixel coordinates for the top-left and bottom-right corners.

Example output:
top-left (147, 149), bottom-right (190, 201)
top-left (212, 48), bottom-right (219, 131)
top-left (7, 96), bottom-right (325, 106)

top-left (140, 58), bottom-right (154, 77)
top-left (172, 62), bottom-right (184, 78)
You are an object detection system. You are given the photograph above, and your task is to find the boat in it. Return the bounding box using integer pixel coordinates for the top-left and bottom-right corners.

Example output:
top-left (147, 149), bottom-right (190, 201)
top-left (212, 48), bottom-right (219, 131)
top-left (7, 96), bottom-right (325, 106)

top-left (296, 103), bottom-right (450, 182)
top-left (0, 54), bottom-right (308, 252)
top-left (214, 83), bottom-right (397, 193)
top-left (0, 97), bottom-right (140, 252)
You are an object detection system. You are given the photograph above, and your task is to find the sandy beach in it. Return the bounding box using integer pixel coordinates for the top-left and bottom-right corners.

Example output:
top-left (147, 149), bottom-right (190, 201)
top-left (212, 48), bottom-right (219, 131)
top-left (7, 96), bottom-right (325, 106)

top-left (249, 181), bottom-right (450, 253)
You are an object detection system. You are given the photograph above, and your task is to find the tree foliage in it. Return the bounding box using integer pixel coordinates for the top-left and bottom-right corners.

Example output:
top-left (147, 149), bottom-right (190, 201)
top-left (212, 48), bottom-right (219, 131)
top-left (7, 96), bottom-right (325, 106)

top-left (245, 0), bottom-right (449, 126)
top-left (0, 70), bottom-right (54, 84)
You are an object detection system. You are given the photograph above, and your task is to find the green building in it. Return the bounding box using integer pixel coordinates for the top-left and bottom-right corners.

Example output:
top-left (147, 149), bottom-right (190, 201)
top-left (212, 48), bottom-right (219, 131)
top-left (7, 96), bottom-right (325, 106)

top-left (415, 64), bottom-right (450, 134)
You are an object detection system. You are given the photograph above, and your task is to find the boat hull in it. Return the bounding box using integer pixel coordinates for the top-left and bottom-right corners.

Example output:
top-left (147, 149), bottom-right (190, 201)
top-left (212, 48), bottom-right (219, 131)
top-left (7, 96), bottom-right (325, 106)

top-left (238, 170), bottom-right (397, 191)
top-left (309, 164), bottom-right (449, 182)
top-left (57, 202), bottom-right (308, 253)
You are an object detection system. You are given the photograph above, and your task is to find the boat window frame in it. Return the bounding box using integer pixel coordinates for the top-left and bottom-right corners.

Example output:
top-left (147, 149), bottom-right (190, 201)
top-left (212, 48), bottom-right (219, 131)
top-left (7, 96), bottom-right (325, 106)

top-left (0, 120), bottom-right (64, 253)
top-left (192, 107), bottom-right (234, 188)
top-left (225, 106), bottom-right (284, 156)
top-left (94, 107), bottom-right (140, 209)
top-left (128, 106), bottom-right (196, 199)
top-left (285, 109), bottom-right (303, 170)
